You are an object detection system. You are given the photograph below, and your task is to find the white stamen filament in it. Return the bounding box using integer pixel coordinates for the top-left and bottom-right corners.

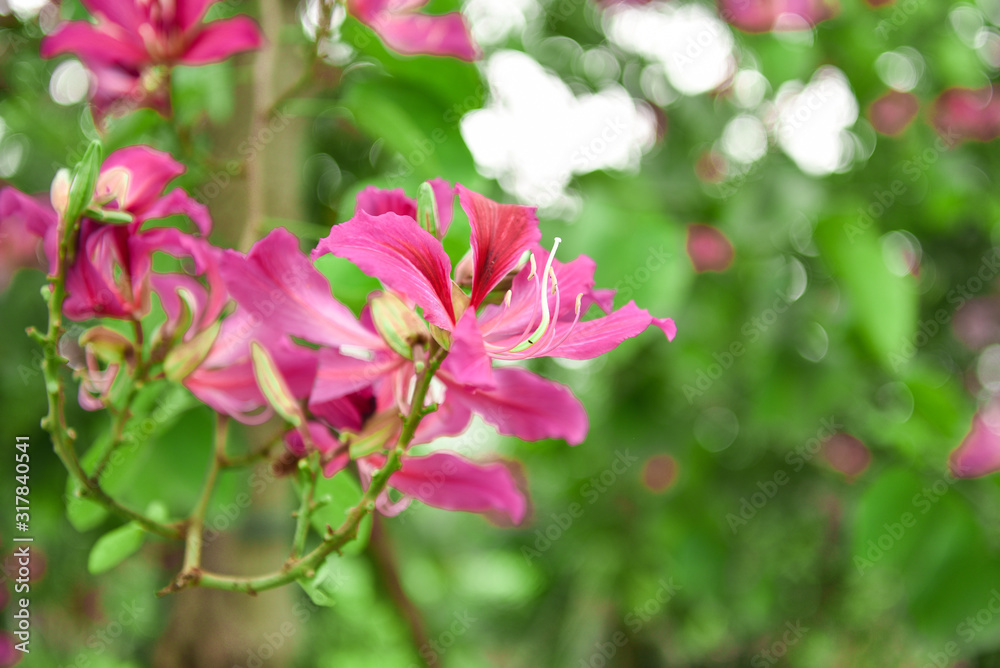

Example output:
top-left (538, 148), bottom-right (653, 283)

top-left (509, 237), bottom-right (561, 353)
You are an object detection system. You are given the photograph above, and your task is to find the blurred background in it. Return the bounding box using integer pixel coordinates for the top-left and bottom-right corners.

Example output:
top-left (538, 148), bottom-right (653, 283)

top-left (4, 0), bottom-right (1000, 665)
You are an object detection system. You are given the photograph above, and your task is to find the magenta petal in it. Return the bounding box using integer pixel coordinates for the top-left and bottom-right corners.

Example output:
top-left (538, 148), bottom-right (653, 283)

top-left (220, 228), bottom-right (383, 350)
top-left (535, 301), bottom-right (673, 360)
top-left (686, 224), bottom-right (734, 273)
top-left (136, 189), bottom-right (213, 235)
top-left (442, 310), bottom-right (494, 389)
top-left (41, 23), bottom-right (147, 65)
top-left (80, 0), bottom-right (142, 31)
top-left (460, 185), bottom-right (541, 308)
top-left (950, 404), bottom-right (1000, 478)
top-left (446, 367), bottom-right (588, 445)
top-left (311, 348), bottom-right (403, 406)
top-left (365, 11), bottom-right (479, 61)
top-left (388, 451), bottom-right (526, 523)
top-left (182, 17), bottom-right (264, 64)
top-left (355, 185), bottom-right (417, 218)
top-left (102, 145), bottom-right (186, 214)
top-left (176, 0), bottom-right (215, 30)
top-left (0, 188), bottom-right (57, 271)
top-left (313, 211), bottom-right (456, 328)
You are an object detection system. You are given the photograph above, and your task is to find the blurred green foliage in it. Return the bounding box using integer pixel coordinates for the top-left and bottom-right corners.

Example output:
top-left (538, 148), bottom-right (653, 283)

top-left (3, 0), bottom-right (1000, 666)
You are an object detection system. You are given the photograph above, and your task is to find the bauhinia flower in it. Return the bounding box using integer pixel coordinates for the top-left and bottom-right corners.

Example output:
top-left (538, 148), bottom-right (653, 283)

top-left (41, 0), bottom-right (263, 120)
top-left (346, 0), bottom-right (479, 61)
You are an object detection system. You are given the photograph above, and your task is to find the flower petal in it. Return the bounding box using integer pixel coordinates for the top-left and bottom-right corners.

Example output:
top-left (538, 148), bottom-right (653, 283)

top-left (102, 145), bottom-right (186, 214)
top-left (182, 16), bottom-right (264, 65)
top-left (313, 211), bottom-right (456, 328)
top-left (442, 309), bottom-right (494, 389)
top-left (355, 185), bottom-right (417, 218)
top-left (444, 366), bottom-right (588, 445)
top-left (542, 301), bottom-right (675, 359)
top-left (40, 23), bottom-right (147, 65)
top-left (951, 403), bottom-right (1000, 478)
top-left (134, 188), bottom-right (212, 235)
top-left (80, 0), bottom-right (142, 31)
top-left (221, 228), bottom-right (383, 350)
top-left (310, 348), bottom-right (404, 406)
top-left (459, 185), bottom-right (541, 308)
top-left (176, 0), bottom-right (214, 30)
top-left (388, 451), bottom-right (527, 524)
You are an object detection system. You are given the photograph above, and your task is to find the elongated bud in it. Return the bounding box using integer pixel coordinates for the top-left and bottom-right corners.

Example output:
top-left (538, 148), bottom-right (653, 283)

top-left (416, 181), bottom-right (440, 238)
top-left (347, 409), bottom-right (402, 459)
top-left (50, 169), bottom-right (71, 219)
top-left (249, 341), bottom-right (304, 427)
top-left (370, 292), bottom-right (429, 360)
top-left (65, 141), bottom-right (103, 224)
top-left (164, 320), bottom-right (220, 382)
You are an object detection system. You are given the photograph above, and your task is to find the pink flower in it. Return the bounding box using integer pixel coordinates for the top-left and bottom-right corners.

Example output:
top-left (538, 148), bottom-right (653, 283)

top-left (359, 450), bottom-right (527, 524)
top-left (867, 90), bottom-right (919, 137)
top-left (346, 0), bottom-right (479, 61)
top-left (686, 223), bottom-right (734, 273)
top-left (41, 0), bottom-right (262, 120)
top-left (950, 399), bottom-right (1000, 478)
top-left (931, 84), bottom-right (1000, 144)
top-left (718, 0), bottom-right (838, 33)
top-left (313, 183), bottom-right (676, 358)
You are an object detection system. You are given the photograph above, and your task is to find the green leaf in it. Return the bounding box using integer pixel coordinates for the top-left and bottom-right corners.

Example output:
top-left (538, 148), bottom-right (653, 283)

top-left (88, 522), bottom-right (147, 574)
top-left (66, 140), bottom-right (103, 223)
top-left (297, 557), bottom-right (350, 607)
top-left (66, 488), bottom-right (109, 532)
top-left (815, 216), bottom-right (918, 370)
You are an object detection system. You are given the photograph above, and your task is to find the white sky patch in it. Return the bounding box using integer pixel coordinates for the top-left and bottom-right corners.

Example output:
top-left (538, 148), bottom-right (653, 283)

top-left (604, 2), bottom-right (736, 96)
top-left (0, 0), bottom-right (48, 19)
top-left (773, 66), bottom-right (858, 176)
top-left (461, 50), bottom-right (656, 213)
top-left (720, 114), bottom-right (768, 164)
top-left (463, 0), bottom-right (540, 46)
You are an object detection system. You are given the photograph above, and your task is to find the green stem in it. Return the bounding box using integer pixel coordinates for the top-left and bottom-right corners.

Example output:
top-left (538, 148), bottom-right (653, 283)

top-left (219, 438), bottom-right (281, 468)
top-left (178, 414), bottom-right (228, 584)
top-left (290, 453), bottom-right (320, 560)
top-left (164, 349), bottom-right (445, 595)
top-left (38, 214), bottom-right (180, 542)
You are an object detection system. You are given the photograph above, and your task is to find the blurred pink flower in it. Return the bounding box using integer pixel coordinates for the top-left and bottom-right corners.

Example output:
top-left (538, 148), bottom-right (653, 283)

top-left (951, 399), bottom-right (1000, 478)
top-left (932, 84), bottom-right (1000, 143)
top-left (686, 223), bottom-right (734, 273)
top-left (347, 0), bottom-right (479, 61)
top-left (718, 0), bottom-right (838, 33)
top-left (868, 90), bottom-right (919, 136)
top-left (41, 0), bottom-right (262, 120)
top-left (821, 433), bottom-right (871, 478)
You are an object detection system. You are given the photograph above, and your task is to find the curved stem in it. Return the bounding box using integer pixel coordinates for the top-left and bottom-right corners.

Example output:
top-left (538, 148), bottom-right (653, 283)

top-left (163, 349), bottom-right (445, 595)
top-left (38, 211), bottom-right (181, 542)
